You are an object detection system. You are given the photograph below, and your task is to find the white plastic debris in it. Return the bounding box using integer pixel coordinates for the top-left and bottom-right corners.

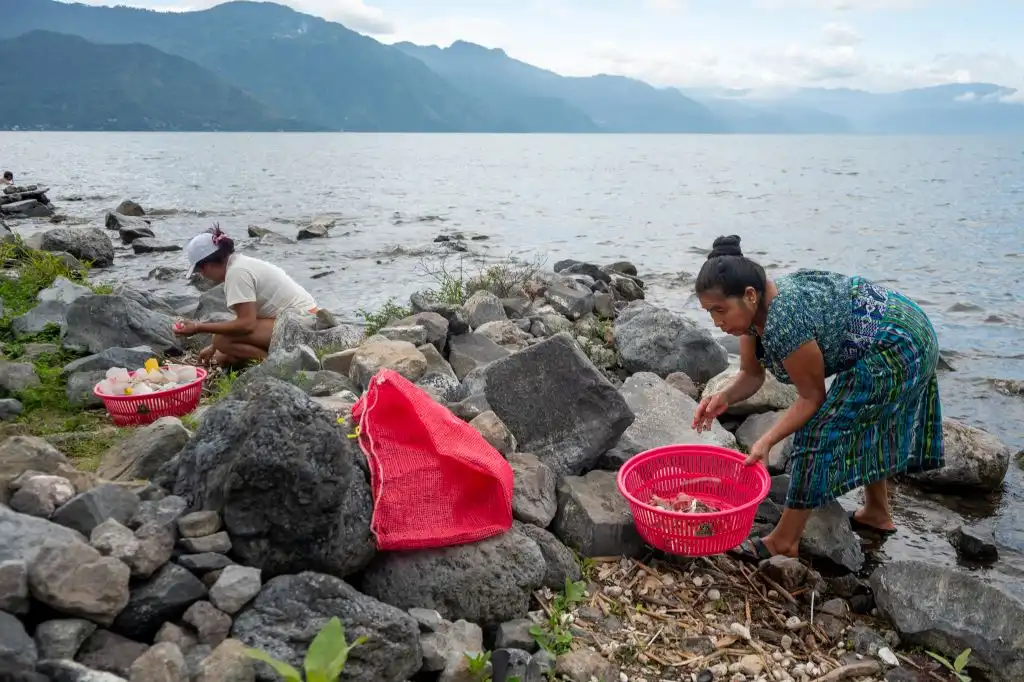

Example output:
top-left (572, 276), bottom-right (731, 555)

top-left (95, 360), bottom-right (201, 396)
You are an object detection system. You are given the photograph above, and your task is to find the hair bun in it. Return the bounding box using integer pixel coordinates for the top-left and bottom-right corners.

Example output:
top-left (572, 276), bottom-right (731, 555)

top-left (708, 235), bottom-right (743, 259)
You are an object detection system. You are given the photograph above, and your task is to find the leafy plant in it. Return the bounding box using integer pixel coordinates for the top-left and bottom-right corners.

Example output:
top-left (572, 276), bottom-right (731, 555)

top-left (244, 617), bottom-right (367, 682)
top-left (357, 298), bottom-right (411, 336)
top-left (529, 578), bottom-right (588, 655)
top-left (926, 647), bottom-right (972, 682)
top-left (464, 650), bottom-right (491, 680)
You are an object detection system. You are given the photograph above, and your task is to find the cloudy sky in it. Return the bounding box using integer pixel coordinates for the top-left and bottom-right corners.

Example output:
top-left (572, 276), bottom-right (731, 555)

top-left (70, 0), bottom-right (1024, 93)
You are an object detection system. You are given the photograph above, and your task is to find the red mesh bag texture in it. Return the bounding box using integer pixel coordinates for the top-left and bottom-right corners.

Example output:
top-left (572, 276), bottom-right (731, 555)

top-left (350, 368), bottom-right (514, 551)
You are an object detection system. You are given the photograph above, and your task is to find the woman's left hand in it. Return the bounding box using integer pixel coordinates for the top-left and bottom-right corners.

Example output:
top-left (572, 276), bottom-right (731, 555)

top-left (173, 320), bottom-right (200, 337)
top-left (744, 437), bottom-right (773, 467)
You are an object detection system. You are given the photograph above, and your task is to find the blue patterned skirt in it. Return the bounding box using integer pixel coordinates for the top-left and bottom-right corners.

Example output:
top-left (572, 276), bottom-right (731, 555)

top-left (786, 278), bottom-right (945, 509)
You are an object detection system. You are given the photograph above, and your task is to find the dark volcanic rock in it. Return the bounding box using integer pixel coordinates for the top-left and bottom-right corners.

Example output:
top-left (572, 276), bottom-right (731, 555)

top-left (360, 529), bottom-right (545, 628)
top-left (172, 377), bottom-right (375, 578)
top-left (231, 571), bottom-right (421, 682)
top-left (480, 333), bottom-right (634, 477)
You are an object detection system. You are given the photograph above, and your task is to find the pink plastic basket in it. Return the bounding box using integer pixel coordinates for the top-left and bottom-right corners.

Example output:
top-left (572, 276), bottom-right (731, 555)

top-left (616, 444), bottom-right (771, 557)
top-left (94, 366), bottom-right (208, 427)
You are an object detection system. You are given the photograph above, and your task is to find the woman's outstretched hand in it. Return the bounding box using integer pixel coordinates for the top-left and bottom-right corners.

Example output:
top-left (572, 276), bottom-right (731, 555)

top-left (744, 437), bottom-right (772, 467)
top-left (173, 320), bottom-right (200, 337)
top-left (692, 393), bottom-right (729, 433)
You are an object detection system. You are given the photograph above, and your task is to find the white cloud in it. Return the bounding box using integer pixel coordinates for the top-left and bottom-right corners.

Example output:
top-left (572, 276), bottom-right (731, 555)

top-left (645, 0), bottom-right (685, 10)
top-left (820, 22), bottom-right (862, 47)
top-left (69, 0), bottom-right (394, 34)
top-left (756, 0), bottom-right (927, 9)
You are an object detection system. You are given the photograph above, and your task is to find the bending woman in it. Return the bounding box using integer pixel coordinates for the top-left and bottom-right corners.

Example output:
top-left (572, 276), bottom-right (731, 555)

top-left (173, 225), bottom-right (317, 366)
top-left (691, 235), bottom-right (944, 561)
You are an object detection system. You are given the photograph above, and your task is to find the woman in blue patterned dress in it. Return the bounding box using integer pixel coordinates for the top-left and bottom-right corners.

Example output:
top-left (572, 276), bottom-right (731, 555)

top-left (691, 235), bottom-right (944, 561)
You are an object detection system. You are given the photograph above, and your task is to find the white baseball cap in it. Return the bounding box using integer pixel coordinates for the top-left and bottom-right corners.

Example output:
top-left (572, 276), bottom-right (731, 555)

top-left (184, 233), bottom-right (219, 277)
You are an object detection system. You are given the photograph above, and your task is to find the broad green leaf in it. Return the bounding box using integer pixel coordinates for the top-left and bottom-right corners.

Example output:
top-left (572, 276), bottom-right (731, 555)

top-left (244, 648), bottom-right (304, 682)
top-left (304, 617), bottom-right (345, 677)
top-left (324, 631), bottom-right (368, 680)
top-left (926, 651), bottom-right (954, 670)
top-left (954, 648), bottom-right (972, 672)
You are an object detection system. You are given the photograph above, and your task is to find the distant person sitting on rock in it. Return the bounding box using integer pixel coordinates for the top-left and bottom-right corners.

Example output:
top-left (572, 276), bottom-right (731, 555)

top-left (172, 224), bottom-right (318, 366)
top-left (1, 171), bottom-right (12, 186)
top-left (691, 235), bottom-right (944, 562)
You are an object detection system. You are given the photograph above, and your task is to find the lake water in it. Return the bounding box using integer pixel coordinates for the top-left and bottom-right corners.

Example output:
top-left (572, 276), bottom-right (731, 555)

top-left (3, 132), bottom-right (1023, 580)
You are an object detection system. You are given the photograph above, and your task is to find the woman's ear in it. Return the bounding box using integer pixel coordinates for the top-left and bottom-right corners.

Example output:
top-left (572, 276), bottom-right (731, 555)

top-left (745, 286), bottom-right (758, 306)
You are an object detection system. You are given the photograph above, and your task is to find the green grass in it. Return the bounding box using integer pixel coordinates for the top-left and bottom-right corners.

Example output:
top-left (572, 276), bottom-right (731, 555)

top-left (357, 298), bottom-right (411, 337)
top-left (0, 239), bottom-right (131, 469)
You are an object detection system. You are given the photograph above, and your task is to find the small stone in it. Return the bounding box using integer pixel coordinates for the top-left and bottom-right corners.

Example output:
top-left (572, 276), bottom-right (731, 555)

top-left (408, 607), bottom-right (444, 632)
top-left (195, 638), bottom-right (255, 682)
top-left (729, 622), bottom-right (751, 640)
top-left (33, 618), bottom-right (97, 660)
top-left (178, 531), bottom-right (232, 554)
top-left (494, 618), bottom-right (537, 653)
top-left (785, 616), bottom-right (803, 630)
top-left (8, 472), bottom-right (75, 517)
top-left (732, 654), bottom-right (763, 676)
top-left (879, 647), bottom-right (900, 667)
top-left (554, 648), bottom-right (620, 682)
top-left (177, 511), bottom-right (222, 538)
top-left (155, 622), bottom-right (198, 654)
top-left (176, 552), bottom-right (236, 573)
top-left (0, 559), bottom-right (29, 614)
top-left (131, 495), bottom-right (188, 530)
top-left (129, 641), bottom-right (188, 682)
top-left (469, 411), bottom-right (517, 455)
top-left (131, 521), bottom-right (176, 578)
top-left (781, 634), bottom-right (793, 651)
top-left (706, 588), bottom-right (721, 601)
top-left (50, 482), bottom-right (141, 537)
top-left (183, 600), bottom-right (232, 646)
top-left (208, 565), bottom-right (261, 614)
top-left (28, 539), bottom-right (131, 626)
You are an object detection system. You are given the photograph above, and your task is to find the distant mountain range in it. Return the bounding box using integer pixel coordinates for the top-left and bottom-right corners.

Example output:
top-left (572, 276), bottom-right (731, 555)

top-left (1, 0), bottom-right (1022, 134)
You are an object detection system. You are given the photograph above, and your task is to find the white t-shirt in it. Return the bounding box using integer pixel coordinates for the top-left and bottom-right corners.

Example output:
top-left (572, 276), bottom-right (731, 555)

top-left (223, 253), bottom-right (317, 319)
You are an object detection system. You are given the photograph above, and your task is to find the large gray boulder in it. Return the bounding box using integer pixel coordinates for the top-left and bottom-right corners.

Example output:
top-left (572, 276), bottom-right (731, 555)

top-left (614, 301), bottom-right (728, 382)
top-left (11, 277), bottom-right (92, 337)
top-left (360, 530), bottom-right (546, 628)
top-left (871, 561), bottom-right (1024, 681)
top-left (268, 308), bottom-right (362, 356)
top-left (478, 333), bottom-right (634, 477)
top-left (908, 419), bottom-right (1011, 493)
top-left (62, 295), bottom-right (181, 355)
top-left (702, 364), bottom-right (798, 416)
top-left (232, 572), bottom-right (421, 682)
top-left (30, 227), bottom-right (114, 268)
top-left (599, 372), bottom-right (736, 470)
top-left (0, 505), bottom-right (85, 565)
top-left (171, 377), bottom-right (375, 578)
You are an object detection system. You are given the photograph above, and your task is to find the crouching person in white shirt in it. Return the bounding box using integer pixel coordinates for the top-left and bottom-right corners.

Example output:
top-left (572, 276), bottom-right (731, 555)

top-left (173, 224), bottom-right (318, 366)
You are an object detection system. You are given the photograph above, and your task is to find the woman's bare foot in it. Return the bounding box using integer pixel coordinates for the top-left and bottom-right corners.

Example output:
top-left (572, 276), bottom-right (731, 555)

top-left (851, 507), bottom-right (897, 533)
top-left (760, 533), bottom-right (800, 558)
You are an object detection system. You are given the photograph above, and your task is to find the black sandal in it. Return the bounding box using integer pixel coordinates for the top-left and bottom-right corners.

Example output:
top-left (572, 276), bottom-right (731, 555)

top-left (848, 510), bottom-right (897, 536)
top-left (729, 537), bottom-right (775, 564)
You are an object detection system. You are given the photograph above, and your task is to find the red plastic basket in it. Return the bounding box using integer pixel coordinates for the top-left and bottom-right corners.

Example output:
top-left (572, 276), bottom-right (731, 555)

top-left (93, 366), bottom-right (208, 427)
top-left (616, 444), bottom-right (771, 557)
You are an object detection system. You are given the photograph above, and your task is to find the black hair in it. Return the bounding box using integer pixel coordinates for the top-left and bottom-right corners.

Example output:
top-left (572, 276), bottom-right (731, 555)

top-left (694, 235), bottom-right (767, 297)
top-left (196, 222), bottom-right (235, 267)
top-left (2, 171), bottom-right (12, 181)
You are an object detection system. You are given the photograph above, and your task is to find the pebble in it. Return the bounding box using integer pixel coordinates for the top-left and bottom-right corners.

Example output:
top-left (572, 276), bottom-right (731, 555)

top-left (785, 616), bottom-right (803, 630)
top-left (879, 647), bottom-right (900, 667)
top-left (780, 635), bottom-right (793, 651)
top-left (706, 588), bottom-right (721, 601)
top-left (693, 576), bottom-right (704, 588)
top-left (729, 622), bottom-right (751, 640)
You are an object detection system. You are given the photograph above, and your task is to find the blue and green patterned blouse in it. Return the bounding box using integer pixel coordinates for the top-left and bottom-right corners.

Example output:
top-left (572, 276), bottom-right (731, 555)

top-left (752, 269), bottom-right (864, 384)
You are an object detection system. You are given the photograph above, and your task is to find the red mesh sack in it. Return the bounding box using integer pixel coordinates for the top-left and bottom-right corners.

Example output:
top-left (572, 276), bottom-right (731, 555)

top-left (350, 368), bottom-right (514, 551)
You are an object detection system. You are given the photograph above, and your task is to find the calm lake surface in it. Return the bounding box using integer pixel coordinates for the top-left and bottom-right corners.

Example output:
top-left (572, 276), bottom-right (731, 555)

top-left (3, 132), bottom-right (1023, 581)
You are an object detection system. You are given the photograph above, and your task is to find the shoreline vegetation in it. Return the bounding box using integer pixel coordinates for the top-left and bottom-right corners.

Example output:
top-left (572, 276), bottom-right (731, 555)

top-left (0, 204), bottom-right (1020, 682)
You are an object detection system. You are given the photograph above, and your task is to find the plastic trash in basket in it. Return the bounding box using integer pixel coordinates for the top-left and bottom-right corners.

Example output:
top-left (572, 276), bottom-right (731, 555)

top-left (94, 364), bottom-right (208, 426)
top-left (616, 443), bottom-right (771, 557)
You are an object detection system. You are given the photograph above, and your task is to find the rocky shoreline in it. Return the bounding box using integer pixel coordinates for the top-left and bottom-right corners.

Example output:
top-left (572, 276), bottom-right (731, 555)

top-left (0, 199), bottom-right (1021, 682)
